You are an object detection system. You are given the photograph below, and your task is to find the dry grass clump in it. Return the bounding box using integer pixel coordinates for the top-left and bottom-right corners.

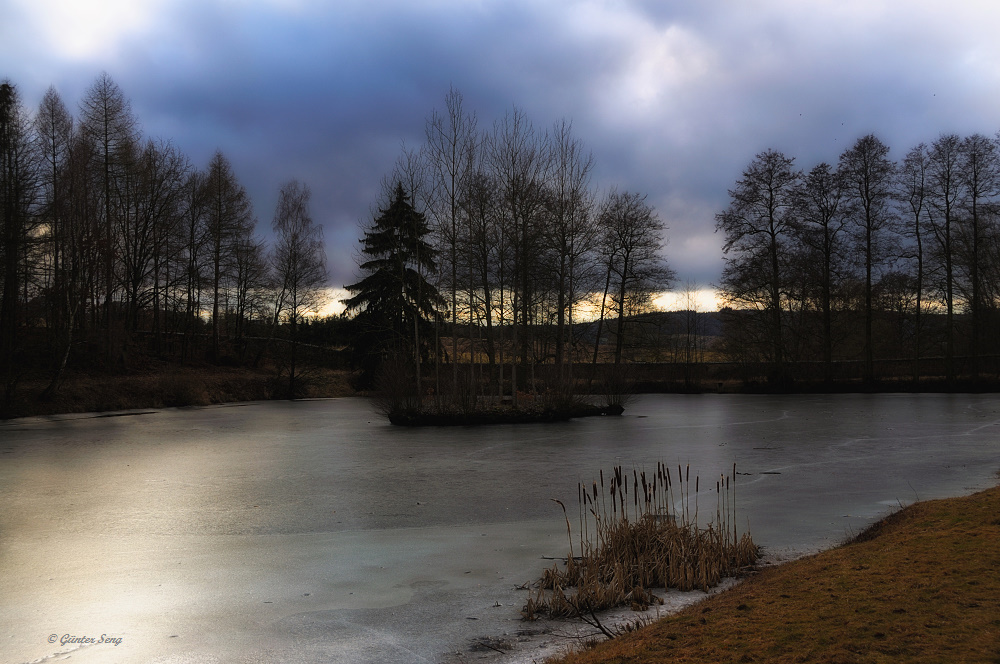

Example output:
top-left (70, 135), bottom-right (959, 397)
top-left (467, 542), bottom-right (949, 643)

top-left (549, 484), bottom-right (1000, 664)
top-left (523, 463), bottom-right (759, 620)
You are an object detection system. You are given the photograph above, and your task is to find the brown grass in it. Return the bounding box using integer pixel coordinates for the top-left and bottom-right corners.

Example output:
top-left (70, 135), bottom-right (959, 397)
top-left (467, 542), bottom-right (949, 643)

top-left (3, 365), bottom-right (357, 418)
top-left (548, 484), bottom-right (1000, 664)
top-left (523, 463), bottom-right (759, 621)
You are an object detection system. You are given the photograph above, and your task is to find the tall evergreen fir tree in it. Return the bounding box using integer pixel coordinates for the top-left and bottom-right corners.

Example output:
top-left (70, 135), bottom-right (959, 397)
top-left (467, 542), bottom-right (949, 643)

top-left (344, 183), bottom-right (440, 387)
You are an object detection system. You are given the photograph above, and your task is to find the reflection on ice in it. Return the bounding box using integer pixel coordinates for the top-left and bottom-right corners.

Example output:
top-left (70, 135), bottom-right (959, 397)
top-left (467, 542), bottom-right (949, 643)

top-left (1, 394), bottom-right (997, 663)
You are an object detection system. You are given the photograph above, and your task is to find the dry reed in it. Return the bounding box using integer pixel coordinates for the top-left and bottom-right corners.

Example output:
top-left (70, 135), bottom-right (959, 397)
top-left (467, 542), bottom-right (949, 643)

top-left (523, 462), bottom-right (759, 620)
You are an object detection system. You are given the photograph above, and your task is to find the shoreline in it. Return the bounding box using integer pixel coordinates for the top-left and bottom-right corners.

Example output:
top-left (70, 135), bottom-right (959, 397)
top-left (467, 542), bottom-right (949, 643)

top-left (7, 362), bottom-right (1000, 421)
top-left (0, 365), bottom-right (356, 420)
top-left (458, 473), bottom-right (1000, 664)
top-left (460, 544), bottom-right (823, 664)
top-left (532, 482), bottom-right (1000, 664)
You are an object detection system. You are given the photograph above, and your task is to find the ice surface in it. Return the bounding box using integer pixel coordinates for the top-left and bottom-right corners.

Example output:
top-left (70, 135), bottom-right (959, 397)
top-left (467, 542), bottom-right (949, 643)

top-left (2, 394), bottom-right (997, 663)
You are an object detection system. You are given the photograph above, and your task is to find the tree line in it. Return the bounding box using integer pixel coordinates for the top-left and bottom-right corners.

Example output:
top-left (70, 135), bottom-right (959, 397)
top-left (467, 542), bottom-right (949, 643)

top-left (717, 133), bottom-right (1000, 385)
top-left (344, 88), bottom-right (674, 409)
top-left (0, 74), bottom-right (326, 406)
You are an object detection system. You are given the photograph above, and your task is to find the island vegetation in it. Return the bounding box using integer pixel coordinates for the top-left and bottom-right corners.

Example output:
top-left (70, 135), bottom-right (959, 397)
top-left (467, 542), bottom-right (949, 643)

top-left (342, 90), bottom-right (673, 424)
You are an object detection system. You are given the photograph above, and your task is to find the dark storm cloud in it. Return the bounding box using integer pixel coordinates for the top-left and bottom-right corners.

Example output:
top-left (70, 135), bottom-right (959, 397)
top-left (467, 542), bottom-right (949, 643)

top-left (7, 0), bottom-right (1000, 303)
top-left (105, 0), bottom-right (655, 287)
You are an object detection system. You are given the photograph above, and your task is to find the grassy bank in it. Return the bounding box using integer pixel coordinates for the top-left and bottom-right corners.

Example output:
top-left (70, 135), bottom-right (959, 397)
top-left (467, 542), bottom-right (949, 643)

top-left (549, 484), bottom-right (1000, 664)
top-left (1, 364), bottom-right (357, 419)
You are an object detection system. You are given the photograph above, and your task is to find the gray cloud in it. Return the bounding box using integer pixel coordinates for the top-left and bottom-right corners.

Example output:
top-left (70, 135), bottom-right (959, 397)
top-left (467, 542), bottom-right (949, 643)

top-left (6, 0), bottom-right (1000, 294)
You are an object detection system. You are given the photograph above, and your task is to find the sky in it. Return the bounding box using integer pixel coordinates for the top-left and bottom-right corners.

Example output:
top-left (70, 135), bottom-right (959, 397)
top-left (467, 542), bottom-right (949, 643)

top-left (5, 0), bottom-right (1000, 312)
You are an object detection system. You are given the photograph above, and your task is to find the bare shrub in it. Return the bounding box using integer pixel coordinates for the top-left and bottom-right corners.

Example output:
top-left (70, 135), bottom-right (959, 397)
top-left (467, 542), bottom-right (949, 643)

top-left (159, 374), bottom-right (210, 407)
top-left (599, 364), bottom-right (636, 412)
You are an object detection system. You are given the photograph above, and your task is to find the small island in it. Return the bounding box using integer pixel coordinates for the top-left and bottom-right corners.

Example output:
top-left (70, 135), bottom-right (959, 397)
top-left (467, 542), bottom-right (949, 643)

top-left (385, 401), bottom-right (624, 426)
top-left (368, 347), bottom-right (638, 427)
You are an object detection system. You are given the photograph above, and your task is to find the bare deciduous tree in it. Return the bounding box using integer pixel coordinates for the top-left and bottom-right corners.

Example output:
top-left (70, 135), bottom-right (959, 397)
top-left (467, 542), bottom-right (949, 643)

top-left (597, 189), bottom-right (674, 365)
top-left (34, 87), bottom-right (73, 330)
top-left (792, 161), bottom-right (847, 380)
top-left (78, 72), bottom-right (138, 359)
top-left (487, 106), bottom-right (551, 402)
top-left (925, 134), bottom-right (963, 380)
top-left (898, 143), bottom-right (930, 380)
top-left (716, 149), bottom-right (800, 382)
top-left (959, 133), bottom-right (1000, 367)
top-left (0, 80), bottom-right (39, 403)
top-left (203, 150), bottom-right (254, 360)
top-left (425, 87), bottom-right (477, 393)
top-left (270, 180), bottom-right (327, 397)
top-left (35, 87), bottom-right (78, 396)
top-left (839, 135), bottom-right (896, 383)
top-left (546, 119), bottom-right (596, 385)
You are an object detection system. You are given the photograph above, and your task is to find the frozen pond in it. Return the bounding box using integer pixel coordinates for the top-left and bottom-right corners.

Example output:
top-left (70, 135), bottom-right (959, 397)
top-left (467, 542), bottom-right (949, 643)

top-left (2, 393), bottom-right (998, 663)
